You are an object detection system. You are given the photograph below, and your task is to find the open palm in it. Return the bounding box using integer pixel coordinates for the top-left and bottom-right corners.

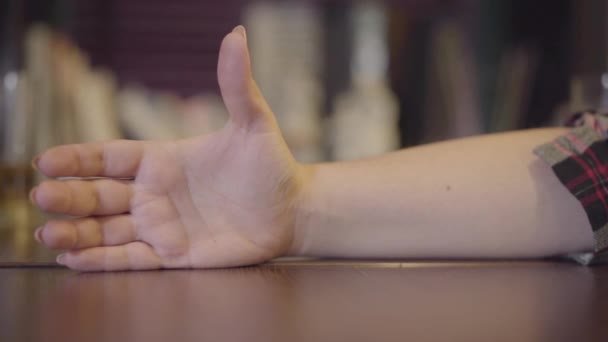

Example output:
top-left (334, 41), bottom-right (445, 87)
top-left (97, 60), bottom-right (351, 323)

top-left (32, 27), bottom-right (306, 271)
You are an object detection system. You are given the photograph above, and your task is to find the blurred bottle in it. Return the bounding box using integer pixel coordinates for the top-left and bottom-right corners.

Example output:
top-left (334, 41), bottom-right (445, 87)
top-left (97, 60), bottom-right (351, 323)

top-left (330, 2), bottom-right (400, 161)
top-left (0, 71), bottom-right (36, 254)
top-left (244, 1), bottom-right (324, 162)
top-left (0, 0), bottom-right (40, 258)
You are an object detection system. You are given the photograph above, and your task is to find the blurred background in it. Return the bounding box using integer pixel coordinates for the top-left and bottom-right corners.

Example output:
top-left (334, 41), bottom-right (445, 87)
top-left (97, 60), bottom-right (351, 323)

top-left (1, 0), bottom-right (608, 262)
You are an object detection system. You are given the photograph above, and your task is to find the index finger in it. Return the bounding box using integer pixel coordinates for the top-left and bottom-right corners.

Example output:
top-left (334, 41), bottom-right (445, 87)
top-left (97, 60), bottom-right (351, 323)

top-left (35, 140), bottom-right (145, 178)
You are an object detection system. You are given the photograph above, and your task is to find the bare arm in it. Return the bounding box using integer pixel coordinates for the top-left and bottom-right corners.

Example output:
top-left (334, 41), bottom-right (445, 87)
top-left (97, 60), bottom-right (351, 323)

top-left (32, 26), bottom-right (594, 271)
top-left (291, 128), bottom-right (595, 259)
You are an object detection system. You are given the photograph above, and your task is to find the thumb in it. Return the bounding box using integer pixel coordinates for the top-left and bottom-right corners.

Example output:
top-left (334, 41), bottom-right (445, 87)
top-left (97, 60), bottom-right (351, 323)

top-left (217, 26), bottom-right (276, 131)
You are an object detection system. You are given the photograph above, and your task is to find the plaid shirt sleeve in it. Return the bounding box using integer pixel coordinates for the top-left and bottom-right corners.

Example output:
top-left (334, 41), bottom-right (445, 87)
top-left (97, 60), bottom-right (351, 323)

top-left (534, 111), bottom-right (608, 265)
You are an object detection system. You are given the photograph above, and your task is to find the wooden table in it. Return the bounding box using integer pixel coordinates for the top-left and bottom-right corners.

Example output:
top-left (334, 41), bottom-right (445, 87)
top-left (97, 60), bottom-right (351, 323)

top-left (1, 260), bottom-right (607, 342)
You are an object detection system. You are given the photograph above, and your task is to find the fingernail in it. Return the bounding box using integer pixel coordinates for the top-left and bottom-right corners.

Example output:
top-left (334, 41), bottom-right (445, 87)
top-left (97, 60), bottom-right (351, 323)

top-left (56, 253), bottom-right (66, 265)
top-left (233, 25), bottom-right (247, 41)
top-left (29, 186), bottom-right (38, 203)
top-left (31, 154), bottom-right (41, 170)
top-left (34, 226), bottom-right (45, 243)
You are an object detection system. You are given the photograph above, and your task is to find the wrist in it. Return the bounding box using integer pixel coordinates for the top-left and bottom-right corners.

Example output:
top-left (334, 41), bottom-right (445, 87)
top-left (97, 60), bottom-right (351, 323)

top-left (288, 162), bottom-right (323, 256)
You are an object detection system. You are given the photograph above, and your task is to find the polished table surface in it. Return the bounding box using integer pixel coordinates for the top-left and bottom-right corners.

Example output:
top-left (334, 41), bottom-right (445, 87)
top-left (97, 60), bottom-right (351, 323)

top-left (1, 260), bottom-right (607, 342)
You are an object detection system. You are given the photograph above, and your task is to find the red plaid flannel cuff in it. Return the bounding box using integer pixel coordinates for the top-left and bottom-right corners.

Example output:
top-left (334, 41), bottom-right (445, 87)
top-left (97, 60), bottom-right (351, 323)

top-left (534, 111), bottom-right (608, 265)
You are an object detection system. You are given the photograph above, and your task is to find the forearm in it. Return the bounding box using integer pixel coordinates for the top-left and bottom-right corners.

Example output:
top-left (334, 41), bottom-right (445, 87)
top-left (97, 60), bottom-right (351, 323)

top-left (290, 128), bottom-right (595, 259)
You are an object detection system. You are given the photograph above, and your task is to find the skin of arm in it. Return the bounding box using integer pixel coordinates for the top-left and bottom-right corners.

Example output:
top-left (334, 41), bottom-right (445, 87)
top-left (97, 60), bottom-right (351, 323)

top-left (292, 128), bottom-right (595, 259)
top-left (30, 26), bottom-right (594, 271)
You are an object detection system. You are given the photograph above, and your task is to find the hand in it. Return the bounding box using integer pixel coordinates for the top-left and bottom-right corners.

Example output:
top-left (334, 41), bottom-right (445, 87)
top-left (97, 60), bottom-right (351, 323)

top-left (31, 26), bottom-right (307, 271)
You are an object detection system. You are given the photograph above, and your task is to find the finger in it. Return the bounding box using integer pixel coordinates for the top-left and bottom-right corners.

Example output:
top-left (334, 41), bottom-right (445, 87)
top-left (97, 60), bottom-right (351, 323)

top-left (217, 26), bottom-right (277, 131)
top-left (34, 140), bottom-right (145, 178)
top-left (36, 215), bottom-right (137, 250)
top-left (32, 179), bottom-right (133, 216)
top-left (56, 242), bottom-right (163, 271)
